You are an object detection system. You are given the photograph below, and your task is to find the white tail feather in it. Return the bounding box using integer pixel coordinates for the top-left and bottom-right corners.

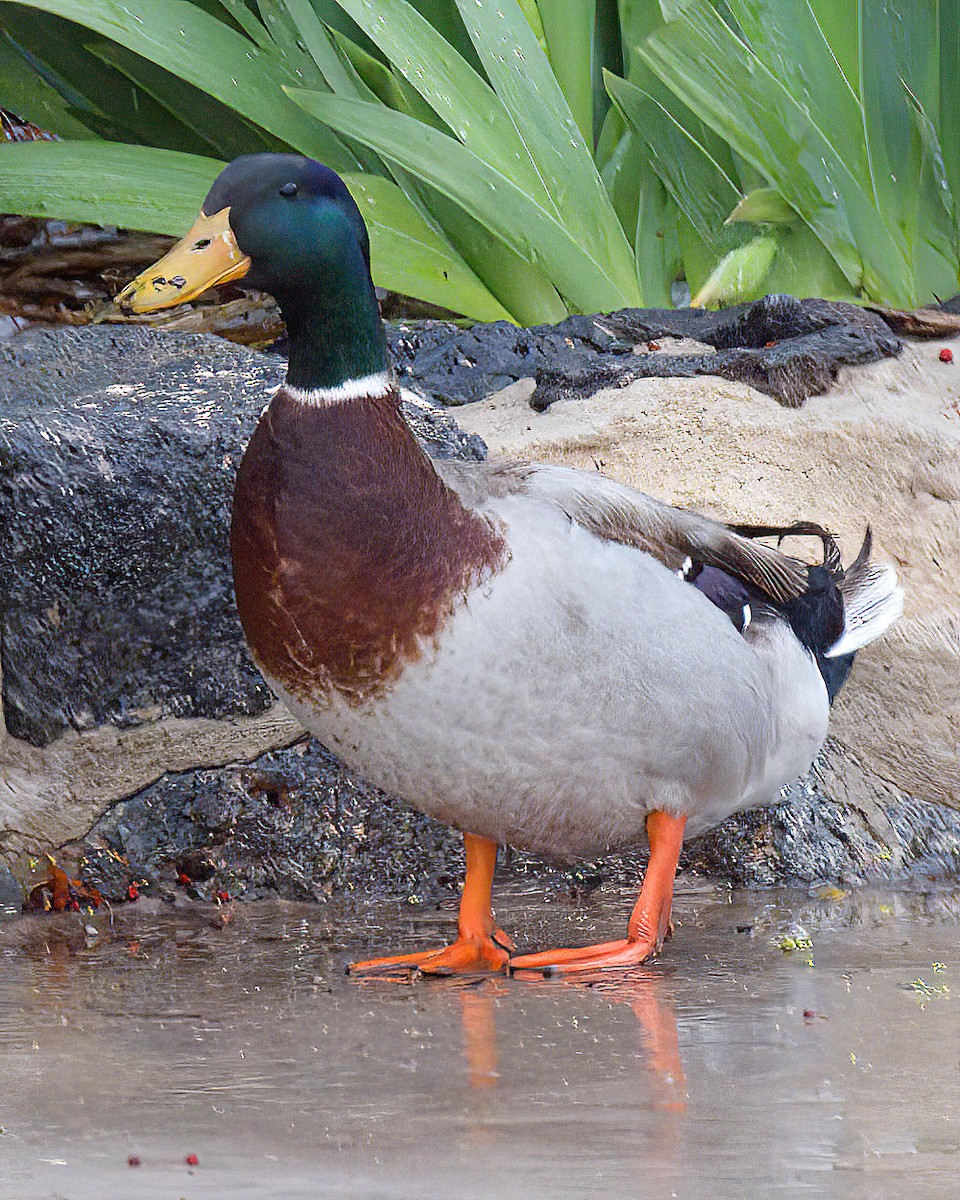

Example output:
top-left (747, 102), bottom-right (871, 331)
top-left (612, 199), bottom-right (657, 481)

top-left (824, 561), bottom-right (903, 658)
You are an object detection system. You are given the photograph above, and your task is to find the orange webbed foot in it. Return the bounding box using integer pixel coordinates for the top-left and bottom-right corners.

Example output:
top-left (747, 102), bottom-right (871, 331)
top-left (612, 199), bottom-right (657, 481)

top-left (348, 928), bottom-right (514, 978)
top-left (348, 833), bottom-right (511, 979)
top-left (510, 811), bottom-right (686, 978)
top-left (509, 933), bottom-right (663, 976)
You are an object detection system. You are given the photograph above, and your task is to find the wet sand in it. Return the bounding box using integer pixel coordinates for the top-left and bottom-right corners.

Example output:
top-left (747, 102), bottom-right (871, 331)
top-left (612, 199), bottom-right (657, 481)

top-left (2, 882), bottom-right (959, 1199)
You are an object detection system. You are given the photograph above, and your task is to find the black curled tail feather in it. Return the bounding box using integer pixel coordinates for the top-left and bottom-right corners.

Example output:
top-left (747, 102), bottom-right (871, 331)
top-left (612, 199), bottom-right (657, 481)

top-left (681, 522), bottom-right (902, 702)
top-left (731, 521), bottom-right (843, 574)
top-left (734, 523), bottom-right (901, 703)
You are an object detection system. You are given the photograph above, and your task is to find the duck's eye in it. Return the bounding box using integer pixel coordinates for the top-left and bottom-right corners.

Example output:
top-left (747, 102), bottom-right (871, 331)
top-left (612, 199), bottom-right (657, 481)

top-left (193, 238), bottom-right (212, 250)
top-left (278, 182), bottom-right (298, 198)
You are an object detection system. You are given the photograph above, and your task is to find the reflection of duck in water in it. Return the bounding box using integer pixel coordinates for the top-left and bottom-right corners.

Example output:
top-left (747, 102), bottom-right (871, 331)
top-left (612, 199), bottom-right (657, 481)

top-left (122, 153), bottom-right (902, 975)
top-left (586, 975), bottom-right (687, 1114)
top-left (457, 974), bottom-right (687, 1121)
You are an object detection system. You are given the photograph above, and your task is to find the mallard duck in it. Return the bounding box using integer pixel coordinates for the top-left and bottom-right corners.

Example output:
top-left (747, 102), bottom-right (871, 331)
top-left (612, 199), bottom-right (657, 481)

top-left (118, 154), bottom-right (902, 975)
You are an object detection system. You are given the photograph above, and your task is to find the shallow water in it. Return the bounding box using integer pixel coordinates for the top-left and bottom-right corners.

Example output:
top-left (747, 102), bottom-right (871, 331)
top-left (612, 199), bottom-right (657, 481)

top-left (2, 882), bottom-right (959, 1200)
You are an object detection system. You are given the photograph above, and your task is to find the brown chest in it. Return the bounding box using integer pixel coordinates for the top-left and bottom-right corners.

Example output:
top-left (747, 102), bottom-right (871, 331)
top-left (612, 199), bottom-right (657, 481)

top-left (230, 390), bottom-right (505, 705)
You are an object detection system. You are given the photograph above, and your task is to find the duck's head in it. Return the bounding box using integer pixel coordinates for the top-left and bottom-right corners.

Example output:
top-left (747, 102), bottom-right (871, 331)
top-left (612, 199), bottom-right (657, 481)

top-left (118, 153), bottom-right (374, 313)
top-left (119, 153), bottom-right (388, 391)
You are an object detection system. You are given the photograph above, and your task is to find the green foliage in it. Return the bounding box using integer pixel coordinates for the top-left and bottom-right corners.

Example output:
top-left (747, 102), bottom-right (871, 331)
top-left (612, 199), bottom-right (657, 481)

top-left (1, 0), bottom-right (958, 321)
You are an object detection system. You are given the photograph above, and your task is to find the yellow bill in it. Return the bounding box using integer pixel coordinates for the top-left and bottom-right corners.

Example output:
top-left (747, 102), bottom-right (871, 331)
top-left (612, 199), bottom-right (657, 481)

top-left (116, 207), bottom-right (250, 313)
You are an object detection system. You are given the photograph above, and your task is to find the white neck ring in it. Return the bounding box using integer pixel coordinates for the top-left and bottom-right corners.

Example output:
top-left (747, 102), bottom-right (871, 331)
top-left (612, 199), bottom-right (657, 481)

top-left (284, 371), bottom-right (394, 406)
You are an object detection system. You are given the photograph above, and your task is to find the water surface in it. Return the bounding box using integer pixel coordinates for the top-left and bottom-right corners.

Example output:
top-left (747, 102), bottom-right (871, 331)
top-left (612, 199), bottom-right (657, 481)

top-left (2, 883), bottom-right (958, 1199)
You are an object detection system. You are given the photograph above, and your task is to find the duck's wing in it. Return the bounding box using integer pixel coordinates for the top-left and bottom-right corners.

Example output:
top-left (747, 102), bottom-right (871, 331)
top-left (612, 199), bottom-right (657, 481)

top-left (436, 458), bottom-right (811, 604)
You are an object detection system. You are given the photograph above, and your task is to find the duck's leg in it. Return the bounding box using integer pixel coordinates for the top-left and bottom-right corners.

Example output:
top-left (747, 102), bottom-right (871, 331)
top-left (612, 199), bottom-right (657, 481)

top-left (348, 833), bottom-right (513, 976)
top-left (510, 811), bottom-right (686, 975)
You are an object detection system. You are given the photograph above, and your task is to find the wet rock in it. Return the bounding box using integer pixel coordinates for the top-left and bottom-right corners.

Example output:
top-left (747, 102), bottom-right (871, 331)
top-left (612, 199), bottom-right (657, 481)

top-left (80, 739), bottom-right (464, 905)
top-left (0, 862), bottom-right (22, 917)
top-left (77, 737), bottom-right (960, 905)
top-left (0, 325), bottom-right (482, 859)
top-left (387, 295), bottom-right (901, 411)
top-left (686, 743), bottom-right (960, 887)
top-left (0, 325), bottom-right (482, 749)
top-left (533, 324), bottom-right (898, 411)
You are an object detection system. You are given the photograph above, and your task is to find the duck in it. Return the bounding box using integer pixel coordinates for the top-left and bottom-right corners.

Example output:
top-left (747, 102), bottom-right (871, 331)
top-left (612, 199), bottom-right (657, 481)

top-left (117, 154), bottom-right (903, 976)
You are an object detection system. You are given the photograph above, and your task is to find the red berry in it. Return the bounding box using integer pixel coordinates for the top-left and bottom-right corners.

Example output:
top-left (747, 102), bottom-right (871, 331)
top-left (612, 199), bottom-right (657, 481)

top-left (177, 873), bottom-right (191, 887)
top-left (939, 347), bottom-right (954, 363)
top-left (127, 882), bottom-right (139, 902)
top-left (185, 1153), bottom-right (200, 1167)
top-left (215, 890), bottom-right (230, 905)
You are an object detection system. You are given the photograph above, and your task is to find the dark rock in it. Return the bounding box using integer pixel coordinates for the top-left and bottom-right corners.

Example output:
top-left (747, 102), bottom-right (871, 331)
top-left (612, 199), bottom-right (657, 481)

top-left (0, 862), bottom-right (23, 917)
top-left (702, 294), bottom-right (889, 349)
top-left (78, 737), bottom-right (960, 905)
top-left (385, 296), bottom-right (901, 411)
top-left (686, 754), bottom-right (960, 887)
top-left (530, 354), bottom-right (702, 412)
top-left (533, 324), bottom-right (898, 411)
top-left (80, 739), bottom-right (463, 904)
top-left (0, 325), bottom-right (483, 747)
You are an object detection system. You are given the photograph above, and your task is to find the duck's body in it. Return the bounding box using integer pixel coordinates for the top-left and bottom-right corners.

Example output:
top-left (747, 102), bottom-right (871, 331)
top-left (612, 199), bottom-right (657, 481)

top-left (234, 384), bottom-right (827, 857)
top-left (120, 153), bottom-right (902, 975)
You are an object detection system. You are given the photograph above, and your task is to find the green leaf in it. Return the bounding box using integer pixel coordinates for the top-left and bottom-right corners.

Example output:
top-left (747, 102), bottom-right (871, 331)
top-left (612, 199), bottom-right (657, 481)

top-left (728, 0), bottom-right (867, 184)
top-left (809, 0), bottom-right (859, 97)
top-left (455, 0), bottom-right (637, 291)
top-left (332, 0), bottom-right (559, 209)
top-left (411, 184), bottom-right (568, 323)
top-left (596, 111), bottom-right (680, 304)
top-left (594, 81), bottom-right (625, 173)
top-left (15, 0), bottom-right (360, 170)
top-left (635, 169), bottom-right (680, 306)
top-left (616, 0), bottom-right (669, 80)
top-left (902, 84), bottom-right (960, 301)
top-left (691, 233), bottom-right (778, 307)
top-left (287, 87), bottom-right (641, 312)
top-left (726, 187), bottom-right (796, 225)
top-left (279, 0), bottom-right (364, 96)
top-left (0, 29), bottom-right (98, 139)
top-left (3, 11), bottom-right (222, 153)
top-left (860, 0), bottom-right (940, 256)
top-left (89, 39), bottom-right (290, 159)
top-left (251, 0), bottom-right (329, 88)
top-left (0, 139), bottom-right (224, 233)
top-left (327, 25), bottom-right (455, 131)
top-left (535, 0), bottom-right (597, 142)
top-left (939, 0), bottom-right (960, 240)
top-left (345, 173), bottom-right (516, 320)
top-left (640, 0), bottom-right (914, 303)
top-left (392, 0), bottom-right (482, 70)
top-left (606, 70), bottom-right (741, 257)
top-left (761, 223), bottom-right (855, 302)
top-left (0, 138), bottom-right (516, 320)
top-left (213, 0), bottom-right (274, 49)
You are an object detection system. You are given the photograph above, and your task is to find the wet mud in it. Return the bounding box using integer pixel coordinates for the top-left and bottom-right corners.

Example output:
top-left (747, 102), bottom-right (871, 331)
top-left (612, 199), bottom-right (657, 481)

top-left (3, 886), bottom-right (959, 1200)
